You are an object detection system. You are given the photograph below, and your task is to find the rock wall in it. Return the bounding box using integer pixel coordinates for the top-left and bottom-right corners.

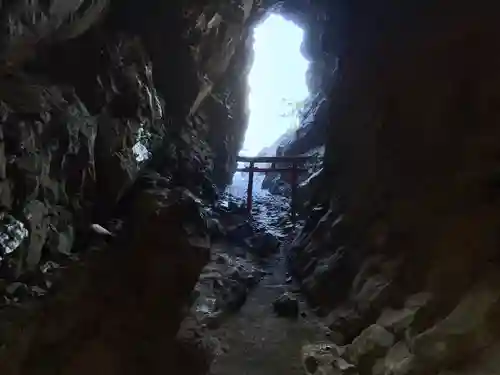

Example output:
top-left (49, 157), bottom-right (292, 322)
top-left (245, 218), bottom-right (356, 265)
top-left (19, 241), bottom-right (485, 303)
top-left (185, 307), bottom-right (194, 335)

top-left (2, 0), bottom-right (500, 374)
top-left (287, 1), bottom-right (500, 374)
top-left (0, 0), bottom-right (259, 284)
top-left (0, 0), bottom-right (260, 373)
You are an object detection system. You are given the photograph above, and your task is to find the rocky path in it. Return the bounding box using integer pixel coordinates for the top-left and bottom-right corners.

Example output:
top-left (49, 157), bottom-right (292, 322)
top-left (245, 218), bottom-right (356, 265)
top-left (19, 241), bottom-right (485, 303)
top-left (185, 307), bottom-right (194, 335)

top-left (208, 244), bottom-right (327, 375)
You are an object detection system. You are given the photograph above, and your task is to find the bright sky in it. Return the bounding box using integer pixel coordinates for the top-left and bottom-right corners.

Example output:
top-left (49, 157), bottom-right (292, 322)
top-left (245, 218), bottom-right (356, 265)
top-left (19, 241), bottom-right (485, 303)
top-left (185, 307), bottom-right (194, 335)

top-left (240, 14), bottom-right (309, 156)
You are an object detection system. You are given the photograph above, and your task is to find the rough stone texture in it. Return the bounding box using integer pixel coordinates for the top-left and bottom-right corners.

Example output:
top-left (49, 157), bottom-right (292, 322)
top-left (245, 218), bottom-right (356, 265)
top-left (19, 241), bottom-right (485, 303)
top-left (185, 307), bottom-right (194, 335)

top-left (2, 0), bottom-right (500, 374)
top-left (192, 241), bottom-right (265, 328)
top-left (0, 184), bottom-right (211, 375)
top-left (0, 0), bottom-right (260, 280)
top-left (372, 341), bottom-right (414, 375)
top-left (377, 293), bottom-right (432, 337)
top-left (302, 342), bottom-right (354, 375)
top-left (283, 0), bottom-right (500, 373)
top-left (0, 0), bottom-right (261, 373)
top-left (346, 324), bottom-right (395, 373)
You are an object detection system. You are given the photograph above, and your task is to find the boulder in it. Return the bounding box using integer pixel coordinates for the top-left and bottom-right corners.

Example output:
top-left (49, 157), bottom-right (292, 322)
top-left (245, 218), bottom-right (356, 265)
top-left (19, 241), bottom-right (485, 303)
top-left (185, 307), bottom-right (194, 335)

top-left (245, 231), bottom-right (281, 257)
top-left (326, 305), bottom-right (366, 345)
top-left (193, 249), bottom-right (264, 328)
top-left (302, 246), bottom-right (357, 307)
top-left (411, 276), bottom-right (500, 370)
top-left (372, 341), bottom-right (416, 375)
top-left (377, 292), bottom-right (432, 336)
top-left (226, 220), bottom-right (256, 244)
top-left (346, 324), bottom-right (395, 373)
top-left (302, 342), bottom-right (355, 375)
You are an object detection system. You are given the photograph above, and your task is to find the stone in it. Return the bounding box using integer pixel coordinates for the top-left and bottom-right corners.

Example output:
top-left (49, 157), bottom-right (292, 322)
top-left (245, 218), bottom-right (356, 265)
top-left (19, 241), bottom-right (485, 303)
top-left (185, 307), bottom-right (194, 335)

top-left (346, 324), bottom-right (395, 373)
top-left (326, 305), bottom-right (366, 345)
top-left (23, 200), bottom-right (49, 270)
top-left (90, 224), bottom-right (114, 237)
top-left (377, 292), bottom-right (432, 335)
top-left (352, 274), bottom-right (393, 313)
top-left (245, 231), bottom-right (280, 257)
top-left (302, 342), bottom-right (351, 375)
top-left (226, 220), bottom-right (255, 243)
top-left (411, 276), bottom-right (500, 370)
top-left (206, 217), bottom-right (226, 238)
top-left (0, 215), bottom-right (28, 256)
top-left (273, 292), bottom-right (299, 318)
top-left (46, 206), bottom-right (74, 256)
top-left (193, 247), bottom-right (264, 327)
top-left (372, 341), bottom-right (416, 375)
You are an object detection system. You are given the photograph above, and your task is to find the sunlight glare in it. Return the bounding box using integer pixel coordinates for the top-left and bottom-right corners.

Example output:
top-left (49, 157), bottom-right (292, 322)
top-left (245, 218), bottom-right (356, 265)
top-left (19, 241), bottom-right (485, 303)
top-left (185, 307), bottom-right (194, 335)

top-left (241, 14), bottom-right (309, 156)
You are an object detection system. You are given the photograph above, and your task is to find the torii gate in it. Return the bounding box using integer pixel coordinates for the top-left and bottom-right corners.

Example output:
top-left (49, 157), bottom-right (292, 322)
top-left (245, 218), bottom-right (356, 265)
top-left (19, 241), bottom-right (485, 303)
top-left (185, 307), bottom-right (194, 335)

top-left (235, 155), bottom-right (314, 223)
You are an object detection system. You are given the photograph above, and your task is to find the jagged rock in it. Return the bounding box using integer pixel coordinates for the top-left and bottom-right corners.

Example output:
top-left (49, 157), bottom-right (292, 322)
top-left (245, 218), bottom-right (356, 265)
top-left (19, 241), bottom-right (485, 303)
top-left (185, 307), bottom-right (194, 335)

top-left (23, 200), bottom-right (50, 270)
top-left (411, 275), bottom-right (500, 370)
top-left (372, 341), bottom-right (415, 375)
top-left (0, 0), bottom-right (109, 67)
top-left (206, 217), bottom-right (226, 238)
top-left (193, 246), bottom-right (264, 328)
top-left (352, 274), bottom-right (394, 313)
top-left (226, 220), bottom-right (256, 243)
top-left (302, 246), bottom-right (356, 307)
top-left (0, 215), bottom-right (28, 260)
top-left (326, 305), bottom-right (366, 345)
top-left (288, 211), bottom-right (357, 307)
top-left (46, 207), bottom-right (74, 256)
top-left (346, 324), bottom-right (395, 373)
top-left (273, 292), bottom-right (299, 318)
top-left (377, 292), bottom-right (432, 336)
top-left (245, 231), bottom-right (281, 257)
top-left (302, 342), bottom-right (355, 375)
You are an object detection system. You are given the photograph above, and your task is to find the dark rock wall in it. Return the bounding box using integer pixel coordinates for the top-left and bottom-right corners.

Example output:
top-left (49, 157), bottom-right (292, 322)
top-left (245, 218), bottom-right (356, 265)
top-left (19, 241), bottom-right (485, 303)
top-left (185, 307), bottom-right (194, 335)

top-left (0, 1), bottom-right (258, 373)
top-left (289, 1), bottom-right (500, 374)
top-left (0, 0), bottom-right (259, 280)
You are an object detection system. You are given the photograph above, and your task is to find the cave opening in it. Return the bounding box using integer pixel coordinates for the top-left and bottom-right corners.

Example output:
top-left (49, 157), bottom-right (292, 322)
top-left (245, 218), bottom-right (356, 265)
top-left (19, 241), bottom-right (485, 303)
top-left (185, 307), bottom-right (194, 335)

top-left (242, 13), bottom-right (309, 156)
top-left (230, 13), bottom-right (309, 197)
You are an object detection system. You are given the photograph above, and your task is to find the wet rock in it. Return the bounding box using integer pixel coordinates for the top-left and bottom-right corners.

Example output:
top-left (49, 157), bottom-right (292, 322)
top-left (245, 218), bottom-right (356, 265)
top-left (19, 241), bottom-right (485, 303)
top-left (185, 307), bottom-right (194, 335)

top-left (245, 231), bottom-right (281, 257)
top-left (193, 248), bottom-right (264, 328)
top-left (302, 342), bottom-right (355, 375)
top-left (346, 324), bottom-right (395, 373)
top-left (0, 215), bottom-right (28, 259)
top-left (226, 220), bottom-right (255, 244)
top-left (273, 292), bottom-right (299, 318)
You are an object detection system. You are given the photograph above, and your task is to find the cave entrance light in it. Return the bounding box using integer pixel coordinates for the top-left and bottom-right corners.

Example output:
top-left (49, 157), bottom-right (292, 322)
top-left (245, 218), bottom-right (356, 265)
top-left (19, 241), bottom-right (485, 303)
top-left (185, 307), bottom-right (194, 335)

top-left (230, 13), bottom-right (309, 197)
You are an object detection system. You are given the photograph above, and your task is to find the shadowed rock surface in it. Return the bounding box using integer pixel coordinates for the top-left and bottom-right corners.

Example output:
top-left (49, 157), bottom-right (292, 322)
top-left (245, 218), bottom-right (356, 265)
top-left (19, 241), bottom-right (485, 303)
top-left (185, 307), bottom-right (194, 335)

top-left (0, 1), bottom-right (500, 375)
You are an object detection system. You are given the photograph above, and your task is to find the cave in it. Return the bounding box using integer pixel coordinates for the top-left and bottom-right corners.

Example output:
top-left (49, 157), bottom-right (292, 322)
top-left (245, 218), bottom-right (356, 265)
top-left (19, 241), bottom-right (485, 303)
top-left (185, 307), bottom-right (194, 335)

top-left (0, 1), bottom-right (500, 374)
